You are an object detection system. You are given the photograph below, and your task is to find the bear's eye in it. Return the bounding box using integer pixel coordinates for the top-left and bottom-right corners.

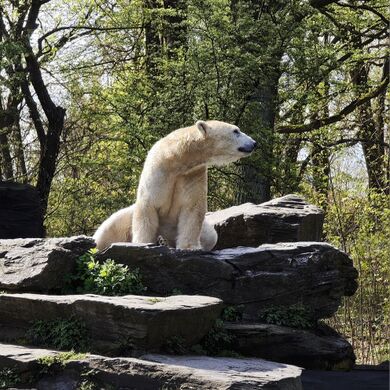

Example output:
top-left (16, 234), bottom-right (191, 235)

top-left (233, 129), bottom-right (239, 135)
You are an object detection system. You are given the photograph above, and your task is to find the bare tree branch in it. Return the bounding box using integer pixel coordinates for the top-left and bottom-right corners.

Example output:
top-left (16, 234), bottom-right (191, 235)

top-left (277, 69), bottom-right (389, 134)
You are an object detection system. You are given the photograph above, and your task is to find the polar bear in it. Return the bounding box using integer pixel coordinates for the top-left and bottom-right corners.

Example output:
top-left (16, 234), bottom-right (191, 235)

top-left (93, 120), bottom-right (256, 251)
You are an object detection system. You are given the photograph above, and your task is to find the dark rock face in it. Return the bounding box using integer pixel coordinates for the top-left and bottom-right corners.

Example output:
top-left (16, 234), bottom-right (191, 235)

top-left (0, 182), bottom-right (44, 239)
top-left (206, 194), bottom-right (324, 249)
top-left (98, 242), bottom-right (358, 321)
top-left (225, 322), bottom-right (355, 370)
top-left (0, 293), bottom-right (223, 355)
top-left (0, 343), bottom-right (303, 390)
top-left (0, 236), bottom-right (94, 292)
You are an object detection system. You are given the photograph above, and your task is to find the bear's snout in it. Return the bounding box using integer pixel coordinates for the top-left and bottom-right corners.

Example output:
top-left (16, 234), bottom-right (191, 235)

top-left (238, 140), bottom-right (257, 154)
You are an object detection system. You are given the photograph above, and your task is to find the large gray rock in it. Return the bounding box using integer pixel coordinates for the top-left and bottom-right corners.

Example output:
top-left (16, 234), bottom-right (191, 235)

top-left (0, 236), bottom-right (94, 292)
top-left (0, 293), bottom-right (222, 355)
top-left (0, 182), bottom-right (44, 239)
top-left (225, 322), bottom-right (355, 370)
top-left (0, 343), bottom-right (303, 389)
top-left (142, 354), bottom-right (303, 389)
top-left (207, 194), bottom-right (324, 249)
top-left (98, 242), bottom-right (358, 321)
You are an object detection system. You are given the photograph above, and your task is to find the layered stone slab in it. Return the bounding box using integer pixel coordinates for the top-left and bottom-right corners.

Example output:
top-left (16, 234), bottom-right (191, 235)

top-left (0, 343), bottom-right (303, 389)
top-left (98, 241), bottom-right (358, 321)
top-left (0, 293), bottom-right (222, 354)
top-left (206, 194), bottom-right (324, 249)
top-left (143, 354), bottom-right (303, 390)
top-left (225, 322), bottom-right (355, 370)
top-left (0, 236), bottom-right (94, 292)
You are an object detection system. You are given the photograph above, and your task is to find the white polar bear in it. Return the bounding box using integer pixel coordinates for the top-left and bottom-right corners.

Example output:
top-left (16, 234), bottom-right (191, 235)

top-left (94, 120), bottom-right (256, 251)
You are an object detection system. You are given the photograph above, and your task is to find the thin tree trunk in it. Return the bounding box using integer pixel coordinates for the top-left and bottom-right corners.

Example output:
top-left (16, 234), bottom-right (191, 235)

top-left (312, 60), bottom-right (330, 211)
top-left (144, 0), bottom-right (161, 73)
top-left (12, 120), bottom-right (28, 182)
top-left (163, 0), bottom-right (187, 55)
top-left (352, 58), bottom-right (388, 193)
top-left (0, 129), bottom-right (13, 180)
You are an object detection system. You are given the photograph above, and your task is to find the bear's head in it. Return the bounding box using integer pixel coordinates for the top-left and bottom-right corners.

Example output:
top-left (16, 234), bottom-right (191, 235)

top-left (196, 120), bottom-right (257, 166)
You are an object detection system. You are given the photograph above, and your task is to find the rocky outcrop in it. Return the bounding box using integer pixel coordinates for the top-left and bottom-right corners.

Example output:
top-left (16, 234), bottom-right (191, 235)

top-left (98, 241), bottom-right (358, 321)
top-left (0, 236), bottom-right (94, 292)
top-left (0, 181), bottom-right (44, 239)
top-left (207, 194), bottom-right (324, 249)
top-left (0, 293), bottom-right (222, 355)
top-left (0, 343), bottom-right (303, 389)
top-left (225, 322), bottom-right (355, 370)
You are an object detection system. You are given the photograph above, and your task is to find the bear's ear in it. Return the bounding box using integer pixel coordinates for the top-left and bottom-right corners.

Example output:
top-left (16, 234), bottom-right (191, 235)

top-left (196, 120), bottom-right (208, 136)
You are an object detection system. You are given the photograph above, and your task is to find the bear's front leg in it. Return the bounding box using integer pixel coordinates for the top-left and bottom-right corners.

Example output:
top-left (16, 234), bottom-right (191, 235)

top-left (176, 206), bottom-right (205, 250)
top-left (132, 203), bottom-right (159, 244)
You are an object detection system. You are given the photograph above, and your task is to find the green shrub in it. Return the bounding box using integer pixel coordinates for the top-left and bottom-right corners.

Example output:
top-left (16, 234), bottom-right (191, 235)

top-left (37, 351), bottom-right (86, 374)
top-left (323, 191), bottom-right (390, 364)
top-left (259, 304), bottom-right (314, 329)
top-left (198, 319), bottom-right (235, 355)
top-left (0, 368), bottom-right (19, 388)
top-left (66, 249), bottom-right (145, 295)
top-left (221, 306), bottom-right (243, 322)
top-left (164, 336), bottom-right (187, 355)
top-left (27, 317), bottom-right (89, 351)
top-left (163, 320), bottom-right (237, 357)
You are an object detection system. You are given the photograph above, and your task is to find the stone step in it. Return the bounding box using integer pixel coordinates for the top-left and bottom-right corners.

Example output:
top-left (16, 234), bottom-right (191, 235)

top-left (224, 322), bottom-right (355, 370)
top-left (0, 293), bottom-right (222, 355)
top-left (0, 343), bottom-right (303, 389)
top-left (206, 194), bottom-right (324, 249)
top-left (98, 241), bottom-right (358, 321)
top-left (0, 236), bottom-right (94, 292)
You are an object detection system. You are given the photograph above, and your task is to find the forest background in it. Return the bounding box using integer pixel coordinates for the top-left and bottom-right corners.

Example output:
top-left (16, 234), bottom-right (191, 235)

top-left (0, 0), bottom-right (388, 364)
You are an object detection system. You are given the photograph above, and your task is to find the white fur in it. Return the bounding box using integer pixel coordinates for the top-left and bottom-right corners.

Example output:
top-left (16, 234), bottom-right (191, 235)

top-left (94, 120), bottom-right (255, 251)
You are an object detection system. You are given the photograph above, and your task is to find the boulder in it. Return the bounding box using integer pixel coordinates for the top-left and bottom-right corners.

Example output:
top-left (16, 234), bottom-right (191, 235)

top-left (0, 293), bottom-right (222, 355)
top-left (225, 322), bottom-right (355, 370)
top-left (98, 241), bottom-right (358, 321)
top-left (0, 236), bottom-right (94, 292)
top-left (206, 194), bottom-right (324, 249)
top-left (0, 343), bottom-right (303, 389)
top-left (0, 181), bottom-right (44, 239)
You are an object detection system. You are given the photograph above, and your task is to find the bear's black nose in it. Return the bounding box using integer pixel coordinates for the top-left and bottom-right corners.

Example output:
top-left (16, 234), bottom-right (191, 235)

top-left (253, 141), bottom-right (257, 149)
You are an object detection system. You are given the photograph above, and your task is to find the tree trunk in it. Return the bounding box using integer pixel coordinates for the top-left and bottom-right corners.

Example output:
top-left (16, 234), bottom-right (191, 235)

top-left (12, 113), bottom-right (27, 182)
top-left (163, 0), bottom-right (187, 55)
top-left (235, 73), bottom-right (280, 204)
top-left (144, 0), bottom-right (162, 73)
top-left (351, 57), bottom-right (388, 193)
top-left (0, 130), bottom-right (13, 181)
top-left (35, 109), bottom-right (66, 214)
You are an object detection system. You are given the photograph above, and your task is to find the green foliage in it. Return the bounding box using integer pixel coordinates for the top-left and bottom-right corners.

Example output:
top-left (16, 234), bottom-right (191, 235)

top-left (37, 351), bottom-right (86, 374)
top-left (66, 249), bottom-right (145, 296)
top-left (221, 306), bottom-right (243, 322)
top-left (164, 336), bottom-right (187, 355)
top-left (0, 368), bottom-right (19, 388)
top-left (170, 288), bottom-right (183, 295)
top-left (78, 381), bottom-right (97, 390)
top-left (163, 319), bottom-right (237, 357)
top-left (259, 304), bottom-right (314, 329)
top-left (27, 317), bottom-right (89, 351)
top-left (2, 0), bottom-right (386, 366)
top-left (148, 297), bottom-right (164, 304)
top-left (197, 319), bottom-right (235, 355)
top-left (322, 189), bottom-right (390, 364)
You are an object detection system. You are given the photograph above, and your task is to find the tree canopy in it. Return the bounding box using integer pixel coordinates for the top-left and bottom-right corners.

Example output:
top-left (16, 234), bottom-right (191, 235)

top-left (0, 0), bottom-right (388, 364)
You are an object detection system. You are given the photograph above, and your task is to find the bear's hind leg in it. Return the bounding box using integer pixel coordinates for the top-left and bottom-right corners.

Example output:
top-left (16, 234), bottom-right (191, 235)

top-left (200, 219), bottom-right (218, 251)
